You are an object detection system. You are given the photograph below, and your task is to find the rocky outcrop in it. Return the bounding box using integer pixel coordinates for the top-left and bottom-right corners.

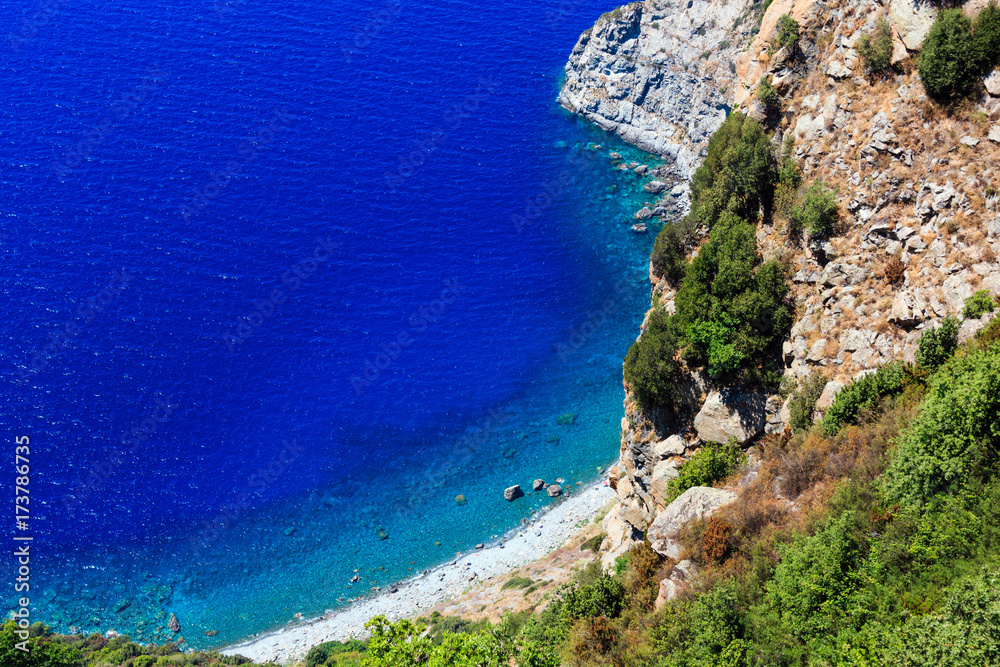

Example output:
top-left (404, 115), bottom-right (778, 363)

top-left (647, 486), bottom-right (738, 558)
top-left (694, 389), bottom-right (767, 444)
top-left (559, 0), bottom-right (754, 177)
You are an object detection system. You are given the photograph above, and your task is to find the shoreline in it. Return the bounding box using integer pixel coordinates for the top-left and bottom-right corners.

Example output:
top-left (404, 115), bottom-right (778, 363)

top-left (221, 478), bottom-right (616, 664)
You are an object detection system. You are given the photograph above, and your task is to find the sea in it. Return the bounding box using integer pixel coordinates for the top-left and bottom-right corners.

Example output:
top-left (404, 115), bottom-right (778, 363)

top-left (0, 0), bottom-right (670, 648)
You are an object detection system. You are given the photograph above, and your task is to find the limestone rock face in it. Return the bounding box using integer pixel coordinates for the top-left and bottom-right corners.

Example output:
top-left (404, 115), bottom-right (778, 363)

top-left (890, 0), bottom-right (938, 50)
top-left (648, 486), bottom-right (738, 558)
top-left (559, 0), bottom-right (753, 178)
top-left (653, 435), bottom-right (686, 459)
top-left (694, 389), bottom-right (767, 444)
top-left (650, 460), bottom-right (680, 504)
top-left (815, 381), bottom-right (846, 411)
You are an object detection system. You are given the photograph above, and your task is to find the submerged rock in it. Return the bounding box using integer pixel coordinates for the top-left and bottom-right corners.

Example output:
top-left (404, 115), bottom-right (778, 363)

top-left (168, 613), bottom-right (180, 633)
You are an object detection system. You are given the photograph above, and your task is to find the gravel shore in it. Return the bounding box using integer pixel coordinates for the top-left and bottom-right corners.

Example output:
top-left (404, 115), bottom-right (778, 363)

top-left (222, 480), bottom-right (615, 664)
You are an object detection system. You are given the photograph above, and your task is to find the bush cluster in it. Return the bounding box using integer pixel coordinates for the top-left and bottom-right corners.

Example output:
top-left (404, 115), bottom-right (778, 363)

top-left (919, 3), bottom-right (1000, 99)
top-left (663, 440), bottom-right (745, 504)
top-left (821, 361), bottom-right (909, 435)
top-left (775, 14), bottom-right (799, 53)
top-left (650, 223), bottom-right (687, 285)
top-left (756, 75), bottom-right (779, 109)
top-left (623, 309), bottom-right (682, 409)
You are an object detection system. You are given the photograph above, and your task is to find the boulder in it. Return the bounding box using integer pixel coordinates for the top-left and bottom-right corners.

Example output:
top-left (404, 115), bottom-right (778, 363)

top-left (647, 486), bottom-right (738, 559)
top-left (694, 389), bottom-right (767, 445)
top-left (169, 613), bottom-right (180, 633)
top-left (986, 70), bottom-right (1000, 97)
top-left (890, 0), bottom-right (938, 51)
top-left (504, 485), bottom-right (524, 501)
top-left (654, 578), bottom-right (682, 609)
top-left (814, 381), bottom-right (846, 411)
top-left (546, 484), bottom-right (563, 497)
top-left (601, 506), bottom-right (643, 571)
top-left (826, 60), bottom-right (852, 79)
top-left (634, 206), bottom-right (654, 220)
top-left (532, 479), bottom-right (545, 491)
top-left (644, 180), bottom-right (667, 194)
top-left (819, 262), bottom-right (866, 287)
top-left (652, 435), bottom-right (686, 458)
top-left (989, 125), bottom-right (1000, 143)
top-left (807, 338), bottom-right (828, 362)
top-left (650, 460), bottom-right (680, 503)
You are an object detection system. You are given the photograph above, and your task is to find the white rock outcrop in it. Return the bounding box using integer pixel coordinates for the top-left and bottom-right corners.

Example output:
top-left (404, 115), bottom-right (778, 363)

top-left (647, 486), bottom-right (738, 558)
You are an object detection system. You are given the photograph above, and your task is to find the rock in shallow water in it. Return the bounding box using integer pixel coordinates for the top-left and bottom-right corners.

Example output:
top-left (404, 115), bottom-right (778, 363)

top-left (504, 485), bottom-right (524, 501)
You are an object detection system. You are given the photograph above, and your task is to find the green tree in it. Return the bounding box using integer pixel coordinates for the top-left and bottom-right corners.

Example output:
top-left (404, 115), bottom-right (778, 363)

top-left (919, 9), bottom-right (981, 98)
top-left (788, 372), bottom-right (827, 432)
top-left (650, 224), bottom-right (687, 286)
top-left (0, 621), bottom-right (83, 667)
top-left (756, 75), bottom-right (779, 109)
top-left (974, 1), bottom-right (1000, 70)
top-left (623, 309), bottom-right (683, 409)
top-left (821, 361), bottom-right (909, 436)
top-left (687, 113), bottom-right (777, 230)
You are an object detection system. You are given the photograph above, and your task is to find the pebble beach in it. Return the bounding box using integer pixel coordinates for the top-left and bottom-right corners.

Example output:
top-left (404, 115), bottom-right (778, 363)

top-left (222, 480), bottom-right (615, 664)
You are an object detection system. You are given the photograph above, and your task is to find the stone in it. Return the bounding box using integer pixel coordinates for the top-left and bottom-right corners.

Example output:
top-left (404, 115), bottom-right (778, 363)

top-left (672, 559), bottom-right (698, 582)
top-left (504, 485), bottom-right (524, 501)
top-left (889, 291), bottom-right (921, 325)
top-left (841, 329), bottom-right (871, 352)
top-left (990, 126), bottom-right (1000, 143)
top-left (987, 70), bottom-right (1000, 96)
top-left (455, 494), bottom-right (467, 506)
top-left (168, 613), bottom-right (180, 633)
top-left (653, 435), bottom-right (686, 458)
top-left (644, 180), bottom-right (667, 194)
top-left (634, 164), bottom-right (648, 175)
top-left (647, 487), bottom-right (738, 559)
top-left (820, 262), bottom-right (867, 287)
top-left (634, 206), bottom-right (653, 220)
top-left (827, 60), bottom-right (852, 79)
top-left (532, 479), bottom-right (545, 491)
top-left (546, 484), bottom-right (563, 497)
top-left (654, 578), bottom-right (681, 609)
top-left (959, 310), bottom-right (996, 343)
top-left (807, 338), bottom-right (828, 362)
top-left (651, 460), bottom-right (680, 503)
top-left (694, 388), bottom-right (767, 445)
top-left (815, 381), bottom-right (846, 411)
top-left (890, 0), bottom-right (939, 50)
top-left (960, 136), bottom-right (980, 147)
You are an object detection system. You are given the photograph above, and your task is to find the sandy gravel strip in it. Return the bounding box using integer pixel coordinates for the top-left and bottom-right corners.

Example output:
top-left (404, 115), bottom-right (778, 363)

top-left (222, 481), bottom-right (615, 664)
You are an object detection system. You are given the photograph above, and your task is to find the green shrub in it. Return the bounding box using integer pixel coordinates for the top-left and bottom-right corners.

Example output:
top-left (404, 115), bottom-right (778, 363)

top-left (857, 18), bottom-right (894, 76)
top-left (560, 575), bottom-right (626, 621)
top-left (918, 9), bottom-right (981, 98)
top-left (0, 621), bottom-right (84, 667)
top-left (963, 289), bottom-right (996, 319)
top-left (788, 372), bottom-right (827, 432)
top-left (974, 1), bottom-right (1000, 70)
top-left (650, 224), bottom-right (687, 285)
top-left (882, 345), bottom-right (1000, 507)
top-left (580, 534), bottom-right (604, 553)
top-left (821, 361), bottom-right (908, 436)
top-left (623, 309), bottom-right (682, 409)
top-left (767, 512), bottom-right (864, 638)
top-left (503, 577), bottom-right (535, 590)
top-left (789, 181), bottom-right (838, 237)
top-left (663, 440), bottom-right (745, 504)
top-left (756, 75), bottom-right (779, 109)
top-left (916, 315), bottom-right (960, 371)
top-left (776, 14), bottom-right (799, 52)
top-left (304, 640), bottom-right (367, 667)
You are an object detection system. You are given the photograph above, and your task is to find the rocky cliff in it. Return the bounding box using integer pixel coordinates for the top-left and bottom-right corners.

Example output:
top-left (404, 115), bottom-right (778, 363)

top-left (564, 0), bottom-right (1000, 574)
top-left (559, 0), bottom-right (756, 178)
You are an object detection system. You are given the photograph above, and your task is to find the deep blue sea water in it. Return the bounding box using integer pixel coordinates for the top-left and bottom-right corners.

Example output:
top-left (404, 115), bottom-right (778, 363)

top-left (0, 0), bottom-right (670, 647)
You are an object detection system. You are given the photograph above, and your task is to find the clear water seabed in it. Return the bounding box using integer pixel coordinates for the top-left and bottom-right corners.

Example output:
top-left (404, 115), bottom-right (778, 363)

top-left (0, 0), bottom-right (669, 649)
